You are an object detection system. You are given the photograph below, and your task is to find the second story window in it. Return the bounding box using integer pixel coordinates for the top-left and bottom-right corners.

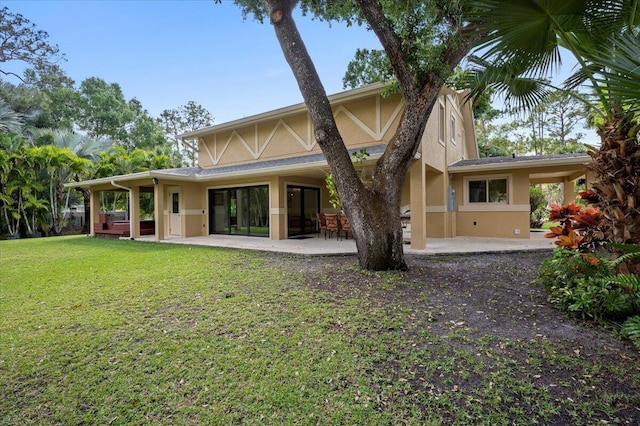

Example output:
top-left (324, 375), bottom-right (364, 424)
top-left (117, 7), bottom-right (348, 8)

top-left (450, 116), bottom-right (457, 144)
top-left (438, 101), bottom-right (445, 144)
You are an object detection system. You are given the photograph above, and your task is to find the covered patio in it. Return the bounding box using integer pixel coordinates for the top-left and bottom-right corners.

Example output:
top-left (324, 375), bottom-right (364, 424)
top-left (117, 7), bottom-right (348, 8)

top-left (134, 231), bottom-right (555, 256)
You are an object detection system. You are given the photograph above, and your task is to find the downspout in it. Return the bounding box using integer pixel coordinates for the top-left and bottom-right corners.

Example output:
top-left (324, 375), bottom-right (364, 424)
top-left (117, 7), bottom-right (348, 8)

top-left (110, 180), bottom-right (134, 239)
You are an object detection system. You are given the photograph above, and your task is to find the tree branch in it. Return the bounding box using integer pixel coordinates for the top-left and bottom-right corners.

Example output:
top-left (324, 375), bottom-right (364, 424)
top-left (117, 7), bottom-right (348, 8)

top-left (0, 69), bottom-right (26, 83)
top-left (259, 0), bottom-right (365, 199)
top-left (354, 0), bottom-right (419, 100)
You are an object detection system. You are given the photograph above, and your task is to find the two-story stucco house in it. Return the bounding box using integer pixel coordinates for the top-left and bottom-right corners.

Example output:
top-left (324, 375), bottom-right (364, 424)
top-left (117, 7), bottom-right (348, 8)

top-left (68, 82), bottom-right (591, 250)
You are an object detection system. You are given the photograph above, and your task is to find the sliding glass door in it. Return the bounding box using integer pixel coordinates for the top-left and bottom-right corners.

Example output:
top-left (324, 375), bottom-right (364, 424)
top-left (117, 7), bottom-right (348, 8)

top-left (287, 185), bottom-right (320, 237)
top-left (208, 185), bottom-right (269, 236)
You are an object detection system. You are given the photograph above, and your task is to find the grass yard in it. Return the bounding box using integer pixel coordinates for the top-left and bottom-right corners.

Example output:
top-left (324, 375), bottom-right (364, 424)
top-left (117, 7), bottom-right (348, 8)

top-left (1, 236), bottom-right (639, 425)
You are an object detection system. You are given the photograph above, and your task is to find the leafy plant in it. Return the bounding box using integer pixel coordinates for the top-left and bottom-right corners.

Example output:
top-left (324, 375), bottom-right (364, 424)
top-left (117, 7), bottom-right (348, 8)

top-left (529, 185), bottom-right (547, 228)
top-left (621, 316), bottom-right (640, 350)
top-left (325, 173), bottom-right (341, 210)
top-left (540, 202), bottom-right (640, 331)
top-left (538, 248), bottom-right (612, 311)
top-left (544, 201), bottom-right (611, 255)
top-left (325, 148), bottom-right (371, 210)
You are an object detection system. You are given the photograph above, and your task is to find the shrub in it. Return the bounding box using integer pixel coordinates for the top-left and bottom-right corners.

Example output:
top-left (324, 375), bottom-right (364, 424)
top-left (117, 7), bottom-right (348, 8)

top-left (529, 186), bottom-right (547, 228)
top-left (538, 248), bottom-right (612, 316)
top-left (539, 202), bottom-right (640, 335)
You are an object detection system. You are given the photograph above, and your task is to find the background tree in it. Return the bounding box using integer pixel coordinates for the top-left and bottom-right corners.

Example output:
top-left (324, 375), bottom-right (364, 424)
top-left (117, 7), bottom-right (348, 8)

top-left (0, 98), bottom-right (24, 133)
top-left (498, 90), bottom-right (587, 155)
top-left (0, 134), bottom-right (25, 236)
top-left (23, 64), bottom-right (80, 130)
top-left (124, 98), bottom-right (168, 152)
top-left (0, 6), bottom-right (65, 83)
top-left (33, 128), bottom-right (107, 233)
top-left (0, 81), bottom-right (47, 128)
top-left (476, 121), bottom-right (514, 157)
top-left (76, 77), bottom-right (133, 142)
top-left (342, 48), bottom-right (394, 89)
top-left (159, 101), bottom-right (213, 166)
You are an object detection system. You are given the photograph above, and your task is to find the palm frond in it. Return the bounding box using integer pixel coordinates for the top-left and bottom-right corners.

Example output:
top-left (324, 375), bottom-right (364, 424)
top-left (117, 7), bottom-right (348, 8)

top-left (621, 315), bottom-right (640, 349)
top-left (602, 273), bottom-right (640, 291)
top-left (590, 32), bottom-right (640, 113)
top-left (0, 99), bottom-right (24, 134)
top-left (562, 64), bottom-right (602, 91)
top-left (464, 54), bottom-right (553, 113)
top-left (467, 0), bottom-right (640, 119)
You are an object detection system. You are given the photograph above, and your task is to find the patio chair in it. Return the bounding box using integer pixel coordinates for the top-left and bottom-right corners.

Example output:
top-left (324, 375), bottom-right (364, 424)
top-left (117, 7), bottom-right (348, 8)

top-left (316, 213), bottom-right (327, 238)
top-left (340, 214), bottom-right (353, 240)
top-left (324, 213), bottom-right (340, 239)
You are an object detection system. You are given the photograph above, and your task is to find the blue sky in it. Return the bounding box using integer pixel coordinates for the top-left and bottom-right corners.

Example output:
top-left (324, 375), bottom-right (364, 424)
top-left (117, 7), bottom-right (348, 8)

top-left (3, 0), bottom-right (381, 124)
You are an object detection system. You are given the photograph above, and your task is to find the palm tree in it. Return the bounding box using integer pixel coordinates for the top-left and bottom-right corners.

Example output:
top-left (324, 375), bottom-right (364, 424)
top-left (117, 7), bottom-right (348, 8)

top-left (467, 0), bottom-right (640, 243)
top-left (0, 99), bottom-right (24, 134)
top-left (32, 128), bottom-right (106, 233)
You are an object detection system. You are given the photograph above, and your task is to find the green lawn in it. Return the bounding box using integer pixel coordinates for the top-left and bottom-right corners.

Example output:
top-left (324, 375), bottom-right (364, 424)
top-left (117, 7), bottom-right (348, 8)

top-left (1, 237), bottom-right (379, 424)
top-left (1, 236), bottom-right (638, 425)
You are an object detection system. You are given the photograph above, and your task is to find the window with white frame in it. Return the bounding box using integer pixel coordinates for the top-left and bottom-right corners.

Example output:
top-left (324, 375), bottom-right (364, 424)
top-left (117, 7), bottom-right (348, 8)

top-left (438, 100), bottom-right (445, 144)
top-left (468, 178), bottom-right (508, 203)
top-left (450, 115), bottom-right (457, 144)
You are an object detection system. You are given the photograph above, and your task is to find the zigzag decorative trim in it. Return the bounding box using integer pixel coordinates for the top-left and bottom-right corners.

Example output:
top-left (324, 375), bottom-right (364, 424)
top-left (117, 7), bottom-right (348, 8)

top-left (205, 95), bottom-right (404, 165)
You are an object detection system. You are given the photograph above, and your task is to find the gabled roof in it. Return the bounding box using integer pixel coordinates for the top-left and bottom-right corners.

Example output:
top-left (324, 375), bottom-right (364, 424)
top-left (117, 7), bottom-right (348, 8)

top-left (179, 82), bottom-right (390, 140)
top-left (448, 153), bottom-right (590, 173)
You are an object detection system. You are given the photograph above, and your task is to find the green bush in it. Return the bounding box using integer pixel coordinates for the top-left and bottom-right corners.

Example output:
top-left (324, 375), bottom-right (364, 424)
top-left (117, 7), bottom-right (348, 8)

top-left (538, 249), bottom-right (612, 315)
top-left (529, 186), bottom-right (547, 227)
top-left (539, 247), bottom-right (640, 322)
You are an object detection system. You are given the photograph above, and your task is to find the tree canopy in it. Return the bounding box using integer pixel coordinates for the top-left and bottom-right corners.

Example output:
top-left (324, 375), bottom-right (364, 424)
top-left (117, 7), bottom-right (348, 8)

top-left (0, 6), bottom-right (65, 83)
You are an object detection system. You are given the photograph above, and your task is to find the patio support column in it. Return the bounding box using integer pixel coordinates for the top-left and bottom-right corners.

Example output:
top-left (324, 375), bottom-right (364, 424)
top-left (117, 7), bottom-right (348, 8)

top-left (154, 182), bottom-right (166, 241)
top-left (269, 176), bottom-right (285, 240)
top-left (409, 160), bottom-right (426, 250)
top-left (563, 177), bottom-right (575, 204)
top-left (90, 189), bottom-right (100, 236)
top-left (130, 185), bottom-right (140, 239)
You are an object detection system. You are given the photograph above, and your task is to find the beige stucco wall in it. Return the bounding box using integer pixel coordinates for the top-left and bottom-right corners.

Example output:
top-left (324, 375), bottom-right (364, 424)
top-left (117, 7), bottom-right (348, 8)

top-left (196, 90), bottom-right (405, 169)
top-left (401, 88), bottom-right (477, 245)
top-left (452, 171), bottom-right (531, 239)
top-left (425, 172), bottom-right (451, 238)
top-left (179, 182), bottom-right (206, 237)
top-left (421, 89), bottom-right (476, 173)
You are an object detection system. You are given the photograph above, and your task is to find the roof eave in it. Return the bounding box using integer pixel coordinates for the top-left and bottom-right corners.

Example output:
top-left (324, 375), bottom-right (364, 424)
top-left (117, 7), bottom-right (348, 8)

top-left (447, 156), bottom-right (590, 174)
top-left (64, 171), bottom-right (154, 188)
top-left (65, 151), bottom-right (386, 188)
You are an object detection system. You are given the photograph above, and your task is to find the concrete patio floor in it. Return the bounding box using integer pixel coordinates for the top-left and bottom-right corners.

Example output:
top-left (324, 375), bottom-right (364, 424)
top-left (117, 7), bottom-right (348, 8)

top-left (135, 230), bottom-right (555, 256)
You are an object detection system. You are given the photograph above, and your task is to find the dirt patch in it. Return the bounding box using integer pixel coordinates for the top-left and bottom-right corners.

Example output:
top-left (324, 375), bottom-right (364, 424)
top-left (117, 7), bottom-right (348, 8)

top-left (276, 250), bottom-right (640, 424)
top-left (290, 250), bottom-right (627, 345)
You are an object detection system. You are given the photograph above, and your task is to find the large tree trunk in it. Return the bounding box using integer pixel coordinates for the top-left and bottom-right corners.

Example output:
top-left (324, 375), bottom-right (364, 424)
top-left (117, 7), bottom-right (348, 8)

top-left (345, 188), bottom-right (406, 270)
top-left (260, 0), bottom-right (474, 270)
